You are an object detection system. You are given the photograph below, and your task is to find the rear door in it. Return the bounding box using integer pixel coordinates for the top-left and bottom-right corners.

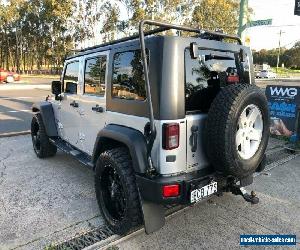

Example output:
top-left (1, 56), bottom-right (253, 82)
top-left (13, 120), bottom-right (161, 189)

top-left (185, 48), bottom-right (244, 171)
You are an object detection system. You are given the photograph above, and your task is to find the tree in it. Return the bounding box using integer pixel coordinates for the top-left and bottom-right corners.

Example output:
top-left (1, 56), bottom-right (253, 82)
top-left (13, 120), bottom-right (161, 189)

top-left (72, 0), bottom-right (104, 48)
top-left (191, 0), bottom-right (240, 34)
top-left (283, 42), bottom-right (300, 69)
top-left (101, 2), bottom-right (121, 42)
top-left (0, 0), bottom-right (246, 72)
top-left (128, 0), bottom-right (196, 31)
top-left (0, 0), bottom-right (21, 70)
top-left (0, 0), bottom-right (75, 72)
top-left (253, 43), bottom-right (300, 69)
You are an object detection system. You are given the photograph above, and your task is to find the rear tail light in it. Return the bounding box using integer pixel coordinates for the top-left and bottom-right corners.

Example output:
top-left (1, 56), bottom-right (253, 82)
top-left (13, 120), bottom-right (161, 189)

top-left (162, 123), bottom-right (179, 150)
top-left (162, 184), bottom-right (180, 197)
top-left (227, 75), bottom-right (240, 83)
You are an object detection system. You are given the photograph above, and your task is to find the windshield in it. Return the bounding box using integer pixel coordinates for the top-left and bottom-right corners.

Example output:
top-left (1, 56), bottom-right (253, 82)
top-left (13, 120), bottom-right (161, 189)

top-left (185, 49), bottom-right (249, 113)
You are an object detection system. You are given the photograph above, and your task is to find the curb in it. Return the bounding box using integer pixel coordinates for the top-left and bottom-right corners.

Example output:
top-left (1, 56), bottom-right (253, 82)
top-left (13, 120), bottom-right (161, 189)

top-left (0, 130), bottom-right (31, 138)
top-left (85, 206), bottom-right (190, 250)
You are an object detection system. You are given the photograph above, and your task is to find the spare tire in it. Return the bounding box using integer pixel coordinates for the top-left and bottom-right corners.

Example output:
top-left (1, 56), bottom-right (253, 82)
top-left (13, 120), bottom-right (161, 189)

top-left (206, 84), bottom-right (270, 178)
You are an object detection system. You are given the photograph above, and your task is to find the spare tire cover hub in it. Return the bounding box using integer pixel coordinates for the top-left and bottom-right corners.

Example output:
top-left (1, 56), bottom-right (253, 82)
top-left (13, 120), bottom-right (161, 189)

top-left (236, 104), bottom-right (263, 160)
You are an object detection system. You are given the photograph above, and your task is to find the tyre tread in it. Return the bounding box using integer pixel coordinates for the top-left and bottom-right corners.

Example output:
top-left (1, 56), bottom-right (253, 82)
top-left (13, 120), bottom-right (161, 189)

top-left (95, 147), bottom-right (142, 235)
top-left (206, 84), bottom-right (268, 177)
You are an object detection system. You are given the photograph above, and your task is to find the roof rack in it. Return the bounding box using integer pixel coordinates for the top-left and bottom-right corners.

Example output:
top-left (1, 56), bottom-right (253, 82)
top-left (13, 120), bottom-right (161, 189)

top-left (138, 20), bottom-right (242, 176)
top-left (73, 27), bottom-right (168, 54)
top-left (74, 20), bottom-right (241, 55)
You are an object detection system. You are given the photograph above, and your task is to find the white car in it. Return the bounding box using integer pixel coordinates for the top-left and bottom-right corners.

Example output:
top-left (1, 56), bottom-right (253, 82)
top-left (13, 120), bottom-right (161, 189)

top-left (258, 70), bottom-right (276, 78)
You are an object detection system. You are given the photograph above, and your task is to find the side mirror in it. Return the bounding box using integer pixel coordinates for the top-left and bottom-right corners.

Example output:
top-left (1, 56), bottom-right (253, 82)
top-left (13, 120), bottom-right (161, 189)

top-left (51, 81), bottom-right (61, 96)
top-left (190, 42), bottom-right (199, 59)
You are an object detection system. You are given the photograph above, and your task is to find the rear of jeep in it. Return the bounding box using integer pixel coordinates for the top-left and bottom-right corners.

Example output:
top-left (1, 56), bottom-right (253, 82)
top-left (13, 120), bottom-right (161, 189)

top-left (31, 20), bottom-right (269, 236)
top-left (132, 21), bottom-right (269, 234)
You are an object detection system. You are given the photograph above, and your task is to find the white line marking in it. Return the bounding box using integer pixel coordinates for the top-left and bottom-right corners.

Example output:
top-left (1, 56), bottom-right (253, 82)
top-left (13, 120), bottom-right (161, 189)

top-left (0, 97), bottom-right (34, 100)
top-left (0, 130), bottom-right (31, 138)
top-left (0, 84), bottom-right (51, 90)
top-left (0, 109), bottom-right (32, 114)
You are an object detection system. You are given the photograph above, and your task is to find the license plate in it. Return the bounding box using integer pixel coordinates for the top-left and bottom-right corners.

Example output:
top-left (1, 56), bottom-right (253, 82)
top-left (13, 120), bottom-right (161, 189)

top-left (190, 181), bottom-right (218, 203)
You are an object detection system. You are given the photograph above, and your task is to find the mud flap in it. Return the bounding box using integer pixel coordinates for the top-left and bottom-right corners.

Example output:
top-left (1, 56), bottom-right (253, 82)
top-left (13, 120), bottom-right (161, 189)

top-left (140, 199), bottom-right (165, 234)
top-left (138, 193), bottom-right (165, 234)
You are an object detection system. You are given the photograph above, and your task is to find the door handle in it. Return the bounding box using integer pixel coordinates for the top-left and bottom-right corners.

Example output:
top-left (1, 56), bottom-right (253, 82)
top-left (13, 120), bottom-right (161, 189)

top-left (92, 105), bottom-right (104, 113)
top-left (70, 101), bottom-right (79, 108)
top-left (191, 125), bottom-right (198, 152)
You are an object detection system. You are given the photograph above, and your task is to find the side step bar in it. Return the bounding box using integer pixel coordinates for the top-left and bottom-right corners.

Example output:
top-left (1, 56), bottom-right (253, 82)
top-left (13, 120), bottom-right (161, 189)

top-left (50, 138), bottom-right (94, 169)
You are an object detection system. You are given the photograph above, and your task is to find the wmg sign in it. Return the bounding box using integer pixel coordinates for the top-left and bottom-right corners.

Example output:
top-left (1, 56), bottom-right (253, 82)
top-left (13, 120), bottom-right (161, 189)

top-left (266, 85), bottom-right (300, 137)
top-left (269, 86), bottom-right (298, 98)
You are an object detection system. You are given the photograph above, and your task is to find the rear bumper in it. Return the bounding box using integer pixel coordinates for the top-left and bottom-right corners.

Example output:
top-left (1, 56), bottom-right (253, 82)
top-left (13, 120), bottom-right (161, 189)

top-left (136, 168), bottom-right (226, 205)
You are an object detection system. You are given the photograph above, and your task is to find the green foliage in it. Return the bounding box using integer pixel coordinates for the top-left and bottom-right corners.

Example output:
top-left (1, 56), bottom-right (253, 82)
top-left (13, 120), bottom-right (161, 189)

top-left (0, 0), bottom-right (243, 72)
top-left (128, 0), bottom-right (196, 31)
top-left (191, 0), bottom-right (240, 34)
top-left (283, 42), bottom-right (300, 69)
top-left (101, 2), bottom-right (121, 42)
top-left (253, 42), bottom-right (300, 69)
top-left (253, 49), bottom-right (278, 67)
top-left (0, 0), bottom-right (75, 71)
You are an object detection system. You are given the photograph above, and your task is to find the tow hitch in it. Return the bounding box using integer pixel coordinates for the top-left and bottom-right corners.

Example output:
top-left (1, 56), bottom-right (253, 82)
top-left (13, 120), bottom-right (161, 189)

top-left (230, 185), bottom-right (259, 204)
top-left (225, 176), bottom-right (259, 204)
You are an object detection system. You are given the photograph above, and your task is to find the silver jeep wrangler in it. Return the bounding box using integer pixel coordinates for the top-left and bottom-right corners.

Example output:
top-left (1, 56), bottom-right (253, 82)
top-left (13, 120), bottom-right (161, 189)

top-left (31, 20), bottom-right (269, 235)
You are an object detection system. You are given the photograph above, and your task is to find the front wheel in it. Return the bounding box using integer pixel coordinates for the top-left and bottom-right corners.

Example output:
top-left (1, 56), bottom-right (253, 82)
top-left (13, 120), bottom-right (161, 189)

top-left (95, 147), bottom-right (142, 235)
top-left (31, 113), bottom-right (57, 158)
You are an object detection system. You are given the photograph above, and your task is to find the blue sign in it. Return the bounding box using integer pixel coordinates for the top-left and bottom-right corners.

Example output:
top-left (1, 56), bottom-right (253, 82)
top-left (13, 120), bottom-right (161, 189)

top-left (240, 234), bottom-right (296, 246)
top-left (265, 85), bottom-right (300, 138)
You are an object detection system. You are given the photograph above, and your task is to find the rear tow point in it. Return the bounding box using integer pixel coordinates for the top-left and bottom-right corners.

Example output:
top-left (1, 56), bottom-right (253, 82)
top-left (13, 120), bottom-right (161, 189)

top-left (230, 185), bottom-right (259, 204)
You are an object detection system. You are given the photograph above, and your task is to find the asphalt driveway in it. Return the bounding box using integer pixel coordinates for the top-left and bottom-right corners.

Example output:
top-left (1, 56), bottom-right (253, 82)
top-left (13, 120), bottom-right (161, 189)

top-left (106, 155), bottom-right (300, 250)
top-left (0, 135), bottom-right (104, 250)
top-left (0, 135), bottom-right (299, 250)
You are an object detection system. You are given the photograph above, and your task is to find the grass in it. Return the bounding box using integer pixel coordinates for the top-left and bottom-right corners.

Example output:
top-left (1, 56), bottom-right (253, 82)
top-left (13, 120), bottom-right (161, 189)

top-left (270, 67), bottom-right (300, 76)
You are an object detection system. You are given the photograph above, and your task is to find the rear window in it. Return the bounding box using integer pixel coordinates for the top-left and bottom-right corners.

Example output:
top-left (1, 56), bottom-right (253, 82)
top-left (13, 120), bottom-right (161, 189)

top-left (185, 49), bottom-right (245, 112)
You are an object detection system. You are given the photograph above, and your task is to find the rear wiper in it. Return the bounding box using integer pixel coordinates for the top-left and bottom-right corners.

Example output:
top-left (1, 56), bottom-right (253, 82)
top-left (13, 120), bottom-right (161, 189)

top-left (205, 54), bottom-right (234, 61)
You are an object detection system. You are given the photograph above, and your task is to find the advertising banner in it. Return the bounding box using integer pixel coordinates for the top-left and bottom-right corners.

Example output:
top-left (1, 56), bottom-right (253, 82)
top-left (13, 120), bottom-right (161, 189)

top-left (265, 85), bottom-right (300, 137)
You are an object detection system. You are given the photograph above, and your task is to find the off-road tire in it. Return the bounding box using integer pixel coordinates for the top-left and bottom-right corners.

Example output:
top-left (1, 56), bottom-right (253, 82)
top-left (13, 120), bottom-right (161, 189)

top-left (95, 147), bottom-right (142, 235)
top-left (31, 113), bottom-right (57, 158)
top-left (206, 84), bottom-right (270, 178)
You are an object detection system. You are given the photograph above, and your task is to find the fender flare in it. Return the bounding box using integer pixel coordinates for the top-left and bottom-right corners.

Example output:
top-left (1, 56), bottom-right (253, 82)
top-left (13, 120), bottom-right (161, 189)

top-left (32, 101), bottom-right (58, 137)
top-left (92, 124), bottom-right (148, 174)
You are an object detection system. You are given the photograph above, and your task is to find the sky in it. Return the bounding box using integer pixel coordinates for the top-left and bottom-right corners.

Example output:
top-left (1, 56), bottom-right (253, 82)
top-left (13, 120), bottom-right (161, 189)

top-left (248, 0), bottom-right (300, 50)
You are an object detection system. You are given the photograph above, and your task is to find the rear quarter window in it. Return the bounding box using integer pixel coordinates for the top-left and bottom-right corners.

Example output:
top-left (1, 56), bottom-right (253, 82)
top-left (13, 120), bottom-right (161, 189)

top-left (112, 50), bottom-right (148, 101)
